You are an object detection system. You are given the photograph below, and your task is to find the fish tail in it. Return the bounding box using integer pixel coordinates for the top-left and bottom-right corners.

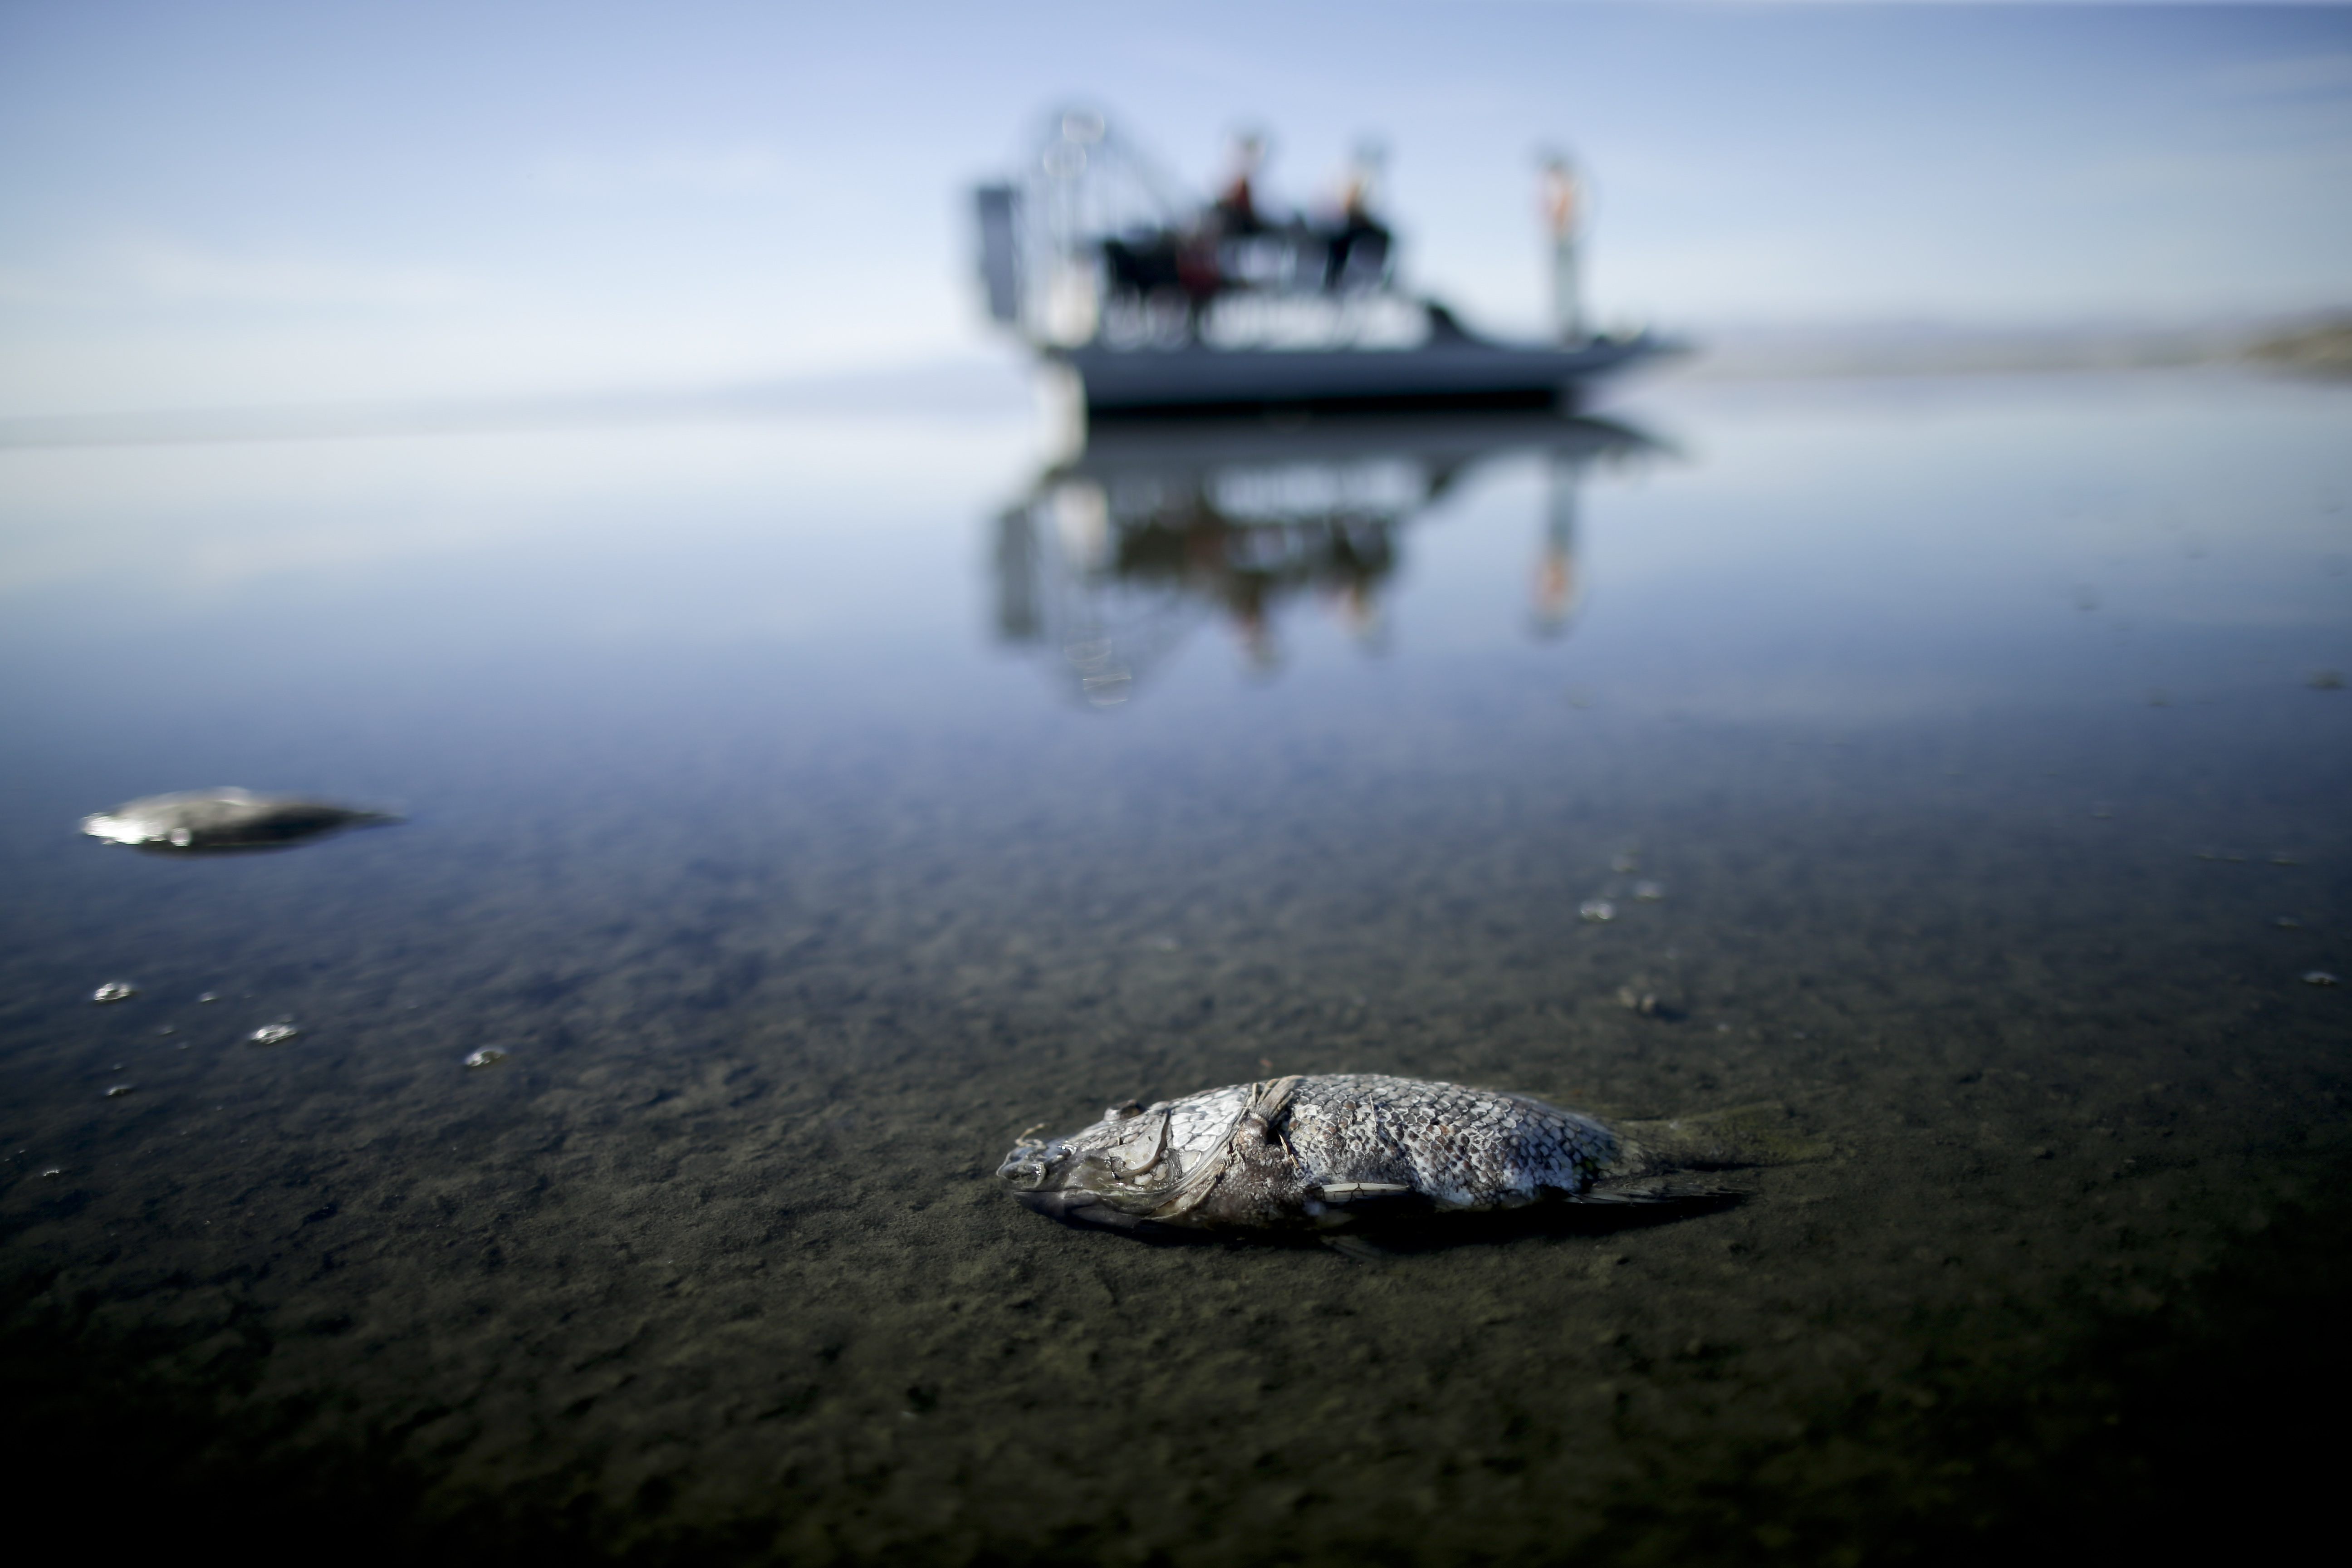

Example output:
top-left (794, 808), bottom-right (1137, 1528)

top-left (1607, 1102), bottom-right (1830, 1176)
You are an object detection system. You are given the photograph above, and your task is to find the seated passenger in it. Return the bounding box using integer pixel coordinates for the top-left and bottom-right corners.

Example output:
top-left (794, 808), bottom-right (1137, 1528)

top-left (1212, 132), bottom-right (1268, 237)
top-left (1322, 146), bottom-right (1392, 291)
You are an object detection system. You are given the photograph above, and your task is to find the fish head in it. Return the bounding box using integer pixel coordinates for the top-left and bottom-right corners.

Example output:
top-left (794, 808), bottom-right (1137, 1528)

top-left (997, 1100), bottom-right (1182, 1225)
top-left (78, 789), bottom-right (257, 849)
top-left (995, 1131), bottom-right (1073, 1191)
top-left (79, 811), bottom-right (154, 846)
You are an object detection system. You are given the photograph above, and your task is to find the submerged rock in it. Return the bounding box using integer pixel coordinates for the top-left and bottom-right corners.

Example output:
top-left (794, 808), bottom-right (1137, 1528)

top-left (1000, 1073), bottom-right (1823, 1238)
top-left (80, 788), bottom-right (399, 853)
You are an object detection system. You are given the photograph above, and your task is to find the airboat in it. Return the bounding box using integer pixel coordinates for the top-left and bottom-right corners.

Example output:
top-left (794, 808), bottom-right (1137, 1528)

top-left (973, 110), bottom-right (1674, 416)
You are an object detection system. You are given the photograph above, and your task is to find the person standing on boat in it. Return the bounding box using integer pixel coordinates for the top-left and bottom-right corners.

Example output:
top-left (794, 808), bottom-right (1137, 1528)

top-left (1539, 151), bottom-right (1587, 343)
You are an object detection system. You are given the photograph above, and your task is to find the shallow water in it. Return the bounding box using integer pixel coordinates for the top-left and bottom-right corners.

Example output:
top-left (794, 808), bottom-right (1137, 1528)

top-left (2, 368), bottom-right (2347, 1563)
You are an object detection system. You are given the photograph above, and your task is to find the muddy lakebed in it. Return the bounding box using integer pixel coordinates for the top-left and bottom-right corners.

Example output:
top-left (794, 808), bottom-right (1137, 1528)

top-left (1, 369), bottom-right (2347, 1563)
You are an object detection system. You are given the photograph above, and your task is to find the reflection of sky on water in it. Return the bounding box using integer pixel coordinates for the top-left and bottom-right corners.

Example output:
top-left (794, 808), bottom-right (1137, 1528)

top-left (8, 372), bottom-right (2339, 737)
top-left (1558, 377), bottom-right (2351, 722)
top-left (5, 376), bottom-right (2333, 705)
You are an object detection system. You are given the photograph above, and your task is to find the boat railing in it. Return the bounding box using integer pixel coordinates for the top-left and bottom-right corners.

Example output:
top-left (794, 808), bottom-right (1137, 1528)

top-left (977, 107), bottom-right (1406, 351)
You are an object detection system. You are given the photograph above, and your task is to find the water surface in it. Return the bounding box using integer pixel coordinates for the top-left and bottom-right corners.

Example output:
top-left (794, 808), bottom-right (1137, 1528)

top-left (2, 368), bottom-right (2347, 1563)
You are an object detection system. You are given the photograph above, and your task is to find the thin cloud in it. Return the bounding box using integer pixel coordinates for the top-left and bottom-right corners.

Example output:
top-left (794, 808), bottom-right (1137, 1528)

top-left (527, 148), bottom-right (812, 198)
top-left (108, 239), bottom-right (476, 309)
top-left (2211, 51), bottom-right (2352, 99)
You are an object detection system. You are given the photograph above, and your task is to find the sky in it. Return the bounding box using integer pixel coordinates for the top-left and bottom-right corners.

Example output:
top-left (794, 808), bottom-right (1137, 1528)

top-left (0, 1), bottom-right (2347, 416)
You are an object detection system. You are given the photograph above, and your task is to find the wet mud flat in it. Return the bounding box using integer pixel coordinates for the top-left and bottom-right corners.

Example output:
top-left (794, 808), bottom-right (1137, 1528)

top-left (2, 689), bottom-right (2346, 1567)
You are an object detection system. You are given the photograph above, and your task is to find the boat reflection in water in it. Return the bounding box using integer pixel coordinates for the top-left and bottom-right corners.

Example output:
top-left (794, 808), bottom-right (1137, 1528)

top-left (992, 410), bottom-right (1659, 705)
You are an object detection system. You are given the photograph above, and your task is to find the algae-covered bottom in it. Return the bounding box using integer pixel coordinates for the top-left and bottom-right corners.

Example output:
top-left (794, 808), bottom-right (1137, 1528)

top-left (0, 372), bottom-right (2346, 1564)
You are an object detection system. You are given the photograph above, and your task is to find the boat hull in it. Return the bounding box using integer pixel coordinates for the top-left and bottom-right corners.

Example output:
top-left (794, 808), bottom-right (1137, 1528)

top-left (1058, 334), bottom-right (1668, 415)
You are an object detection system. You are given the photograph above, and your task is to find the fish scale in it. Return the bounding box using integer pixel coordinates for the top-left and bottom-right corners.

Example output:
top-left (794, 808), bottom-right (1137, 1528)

top-left (1283, 1075), bottom-right (1619, 1208)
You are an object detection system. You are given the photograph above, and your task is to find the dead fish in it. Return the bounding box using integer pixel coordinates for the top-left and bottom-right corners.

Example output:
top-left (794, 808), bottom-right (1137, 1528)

top-left (999, 1073), bottom-right (1822, 1238)
top-left (80, 788), bottom-right (399, 853)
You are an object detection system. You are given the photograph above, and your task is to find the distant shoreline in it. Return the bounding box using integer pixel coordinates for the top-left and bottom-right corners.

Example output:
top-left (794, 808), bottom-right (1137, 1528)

top-left (1664, 314), bottom-right (2352, 384)
top-left (3, 317), bottom-right (2347, 449)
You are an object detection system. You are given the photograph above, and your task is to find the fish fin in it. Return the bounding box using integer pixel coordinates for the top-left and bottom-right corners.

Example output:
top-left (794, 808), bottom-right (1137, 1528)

top-left (1574, 1176), bottom-right (1748, 1205)
top-left (1611, 1102), bottom-right (1831, 1175)
top-left (1318, 1181), bottom-right (1414, 1201)
top-left (1321, 1234), bottom-right (1394, 1263)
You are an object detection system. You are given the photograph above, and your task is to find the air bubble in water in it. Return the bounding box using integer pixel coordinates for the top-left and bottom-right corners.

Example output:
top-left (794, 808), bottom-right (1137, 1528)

top-left (464, 1048), bottom-right (508, 1069)
top-left (93, 982), bottom-right (136, 1004)
top-left (1633, 881), bottom-right (1665, 902)
top-left (248, 1022), bottom-right (299, 1046)
top-left (1579, 900), bottom-right (1617, 923)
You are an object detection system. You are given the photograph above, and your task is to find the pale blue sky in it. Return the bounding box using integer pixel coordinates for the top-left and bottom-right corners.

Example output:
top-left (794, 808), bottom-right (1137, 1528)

top-left (2, 2), bottom-right (2347, 414)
